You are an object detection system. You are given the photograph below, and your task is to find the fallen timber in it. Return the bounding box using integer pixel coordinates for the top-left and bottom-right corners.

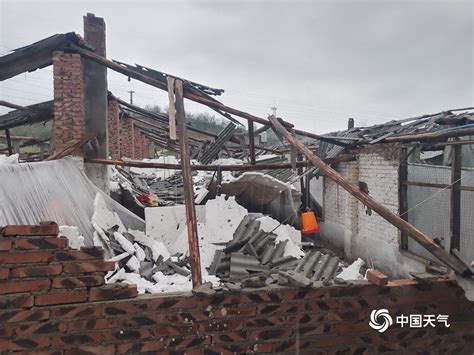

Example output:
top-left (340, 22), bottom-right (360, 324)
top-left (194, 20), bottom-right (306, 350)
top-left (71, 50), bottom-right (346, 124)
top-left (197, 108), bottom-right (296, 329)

top-left (382, 126), bottom-right (474, 143)
top-left (174, 79), bottom-right (202, 287)
top-left (268, 115), bottom-right (471, 276)
top-left (68, 47), bottom-right (350, 147)
top-left (116, 96), bottom-right (218, 140)
top-left (85, 154), bottom-right (356, 171)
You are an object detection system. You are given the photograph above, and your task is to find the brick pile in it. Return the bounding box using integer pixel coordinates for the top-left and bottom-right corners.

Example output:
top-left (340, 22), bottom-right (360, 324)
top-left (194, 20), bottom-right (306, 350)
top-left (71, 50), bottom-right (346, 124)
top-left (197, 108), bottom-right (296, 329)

top-left (0, 224), bottom-right (473, 353)
top-left (107, 98), bottom-right (121, 159)
top-left (52, 51), bottom-right (85, 155)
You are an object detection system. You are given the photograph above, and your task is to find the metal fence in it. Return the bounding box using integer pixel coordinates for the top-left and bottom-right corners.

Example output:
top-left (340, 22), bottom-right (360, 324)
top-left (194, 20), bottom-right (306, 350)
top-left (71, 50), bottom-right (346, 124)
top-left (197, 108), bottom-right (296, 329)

top-left (401, 148), bottom-right (474, 265)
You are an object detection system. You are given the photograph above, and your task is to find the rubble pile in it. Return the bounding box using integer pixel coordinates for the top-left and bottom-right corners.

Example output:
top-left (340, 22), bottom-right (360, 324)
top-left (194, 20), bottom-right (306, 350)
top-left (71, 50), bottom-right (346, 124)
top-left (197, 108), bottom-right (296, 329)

top-left (103, 227), bottom-right (193, 293)
top-left (75, 186), bottom-right (366, 294)
top-left (208, 214), bottom-right (348, 287)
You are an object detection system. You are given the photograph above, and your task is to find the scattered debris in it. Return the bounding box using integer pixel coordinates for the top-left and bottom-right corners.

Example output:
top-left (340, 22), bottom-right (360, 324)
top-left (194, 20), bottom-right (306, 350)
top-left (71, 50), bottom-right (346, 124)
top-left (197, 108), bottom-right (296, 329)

top-left (365, 269), bottom-right (389, 286)
top-left (58, 225), bottom-right (85, 249)
top-left (338, 258), bottom-right (365, 281)
top-left (90, 191), bottom-right (365, 293)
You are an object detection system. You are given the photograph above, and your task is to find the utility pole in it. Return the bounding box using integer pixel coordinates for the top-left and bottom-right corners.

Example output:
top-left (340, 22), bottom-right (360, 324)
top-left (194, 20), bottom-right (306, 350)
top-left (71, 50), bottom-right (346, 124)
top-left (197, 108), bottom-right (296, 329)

top-left (128, 90), bottom-right (135, 104)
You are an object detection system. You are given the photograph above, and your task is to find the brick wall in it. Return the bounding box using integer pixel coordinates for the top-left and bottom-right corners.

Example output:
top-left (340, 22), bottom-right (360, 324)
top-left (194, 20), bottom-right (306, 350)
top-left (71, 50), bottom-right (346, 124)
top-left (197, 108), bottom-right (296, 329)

top-left (107, 98), bottom-right (120, 159)
top-left (142, 134), bottom-right (149, 159)
top-left (0, 224), bottom-right (473, 353)
top-left (120, 117), bottom-right (134, 159)
top-left (133, 127), bottom-right (143, 160)
top-left (357, 150), bottom-right (400, 248)
top-left (322, 162), bottom-right (359, 252)
top-left (321, 146), bottom-right (414, 276)
top-left (144, 136), bottom-right (150, 158)
top-left (52, 52), bottom-right (85, 155)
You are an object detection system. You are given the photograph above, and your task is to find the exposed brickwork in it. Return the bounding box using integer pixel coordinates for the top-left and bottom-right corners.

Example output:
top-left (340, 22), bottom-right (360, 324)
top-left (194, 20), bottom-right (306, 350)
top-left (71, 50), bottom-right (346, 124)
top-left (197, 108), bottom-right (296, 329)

top-left (0, 225), bottom-right (473, 354)
top-left (322, 150), bottom-right (403, 272)
top-left (143, 136), bottom-right (150, 158)
top-left (139, 133), bottom-right (146, 159)
top-left (358, 151), bottom-right (400, 247)
top-left (107, 97), bottom-right (120, 159)
top-left (133, 126), bottom-right (143, 159)
top-left (120, 116), bottom-right (134, 158)
top-left (52, 51), bottom-right (85, 155)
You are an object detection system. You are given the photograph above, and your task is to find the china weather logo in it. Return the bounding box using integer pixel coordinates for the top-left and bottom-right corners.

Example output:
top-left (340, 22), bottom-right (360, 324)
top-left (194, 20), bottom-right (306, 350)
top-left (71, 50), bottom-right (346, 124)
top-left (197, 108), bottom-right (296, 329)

top-left (369, 309), bottom-right (393, 333)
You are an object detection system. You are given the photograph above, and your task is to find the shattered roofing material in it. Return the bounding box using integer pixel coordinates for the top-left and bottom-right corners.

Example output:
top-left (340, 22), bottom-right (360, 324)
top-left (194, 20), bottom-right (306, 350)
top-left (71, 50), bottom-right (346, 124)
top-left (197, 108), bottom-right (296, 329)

top-left (269, 110), bottom-right (474, 159)
top-left (318, 110), bottom-right (474, 158)
top-left (0, 32), bottom-right (91, 81)
top-left (0, 100), bottom-right (53, 129)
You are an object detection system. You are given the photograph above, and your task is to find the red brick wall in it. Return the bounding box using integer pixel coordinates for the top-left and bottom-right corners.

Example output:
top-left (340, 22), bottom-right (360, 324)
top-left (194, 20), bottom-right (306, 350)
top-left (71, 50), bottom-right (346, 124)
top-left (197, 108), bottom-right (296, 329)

top-left (143, 136), bottom-right (150, 158)
top-left (107, 98), bottom-right (120, 159)
top-left (133, 127), bottom-right (142, 160)
top-left (52, 52), bottom-right (85, 155)
top-left (120, 117), bottom-right (134, 159)
top-left (141, 133), bottom-right (148, 159)
top-left (0, 225), bottom-right (473, 354)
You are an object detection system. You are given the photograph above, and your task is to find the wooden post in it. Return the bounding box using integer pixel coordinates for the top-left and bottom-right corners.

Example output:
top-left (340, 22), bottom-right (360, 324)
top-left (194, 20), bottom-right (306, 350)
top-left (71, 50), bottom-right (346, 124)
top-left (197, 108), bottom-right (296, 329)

top-left (268, 116), bottom-right (470, 275)
top-left (5, 129), bottom-right (13, 155)
top-left (248, 121), bottom-right (256, 165)
top-left (399, 147), bottom-right (409, 250)
top-left (174, 79), bottom-right (202, 288)
top-left (450, 144), bottom-right (462, 251)
top-left (297, 153), bottom-right (306, 208)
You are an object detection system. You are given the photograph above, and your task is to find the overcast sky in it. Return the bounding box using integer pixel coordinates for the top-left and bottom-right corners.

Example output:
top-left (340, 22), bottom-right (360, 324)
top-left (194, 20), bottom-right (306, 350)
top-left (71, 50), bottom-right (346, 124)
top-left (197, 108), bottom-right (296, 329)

top-left (0, 0), bottom-right (472, 133)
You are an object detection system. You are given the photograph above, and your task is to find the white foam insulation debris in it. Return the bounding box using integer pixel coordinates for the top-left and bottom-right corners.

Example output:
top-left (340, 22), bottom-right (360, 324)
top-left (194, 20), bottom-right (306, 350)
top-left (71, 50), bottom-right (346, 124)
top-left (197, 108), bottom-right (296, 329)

top-left (58, 225), bottom-right (85, 250)
top-left (338, 258), bottom-right (366, 281)
top-left (101, 195), bottom-right (362, 293)
top-left (0, 153), bottom-right (19, 165)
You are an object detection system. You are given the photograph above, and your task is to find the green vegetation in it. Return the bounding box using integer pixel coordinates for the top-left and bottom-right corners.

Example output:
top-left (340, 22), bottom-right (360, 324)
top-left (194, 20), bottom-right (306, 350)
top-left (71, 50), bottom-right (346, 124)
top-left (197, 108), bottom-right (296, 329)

top-left (9, 121), bottom-right (52, 139)
top-left (144, 104), bottom-right (231, 135)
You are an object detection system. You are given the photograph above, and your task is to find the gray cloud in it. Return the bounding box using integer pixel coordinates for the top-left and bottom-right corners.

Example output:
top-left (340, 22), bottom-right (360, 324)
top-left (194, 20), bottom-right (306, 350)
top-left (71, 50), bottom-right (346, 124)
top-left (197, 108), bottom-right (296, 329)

top-left (0, 0), bottom-right (472, 133)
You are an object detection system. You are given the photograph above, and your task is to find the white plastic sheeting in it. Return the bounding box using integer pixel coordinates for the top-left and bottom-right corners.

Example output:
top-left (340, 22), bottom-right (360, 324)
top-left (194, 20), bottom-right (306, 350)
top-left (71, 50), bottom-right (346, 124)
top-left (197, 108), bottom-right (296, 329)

top-left (0, 158), bottom-right (144, 246)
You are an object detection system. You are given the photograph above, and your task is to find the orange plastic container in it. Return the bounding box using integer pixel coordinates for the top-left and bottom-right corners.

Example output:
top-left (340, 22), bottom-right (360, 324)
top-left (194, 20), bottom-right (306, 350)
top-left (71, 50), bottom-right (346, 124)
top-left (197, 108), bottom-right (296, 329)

top-left (301, 211), bottom-right (320, 234)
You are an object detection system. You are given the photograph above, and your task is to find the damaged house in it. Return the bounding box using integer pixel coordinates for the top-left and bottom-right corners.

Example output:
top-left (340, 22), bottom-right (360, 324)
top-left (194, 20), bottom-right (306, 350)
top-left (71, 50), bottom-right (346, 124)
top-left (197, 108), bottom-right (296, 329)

top-left (0, 13), bottom-right (473, 354)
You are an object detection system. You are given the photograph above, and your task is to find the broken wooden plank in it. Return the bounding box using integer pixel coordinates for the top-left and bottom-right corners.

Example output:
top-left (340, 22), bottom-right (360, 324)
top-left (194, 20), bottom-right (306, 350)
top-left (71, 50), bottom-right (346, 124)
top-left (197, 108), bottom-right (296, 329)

top-left (46, 133), bottom-right (96, 160)
top-left (116, 96), bottom-right (217, 139)
top-left (384, 126), bottom-right (474, 143)
top-left (248, 121), bottom-right (256, 165)
top-left (0, 100), bottom-right (54, 130)
top-left (369, 131), bottom-right (395, 144)
top-left (409, 272), bottom-right (440, 282)
top-left (450, 144), bottom-right (462, 251)
top-left (85, 154), bottom-right (355, 171)
top-left (68, 47), bottom-right (350, 147)
top-left (5, 129), bottom-right (13, 155)
top-left (0, 100), bottom-right (31, 111)
top-left (0, 33), bottom-right (87, 81)
top-left (366, 269), bottom-right (389, 286)
top-left (166, 76), bottom-right (177, 141)
top-left (174, 79), bottom-right (202, 288)
top-left (268, 115), bottom-right (471, 276)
